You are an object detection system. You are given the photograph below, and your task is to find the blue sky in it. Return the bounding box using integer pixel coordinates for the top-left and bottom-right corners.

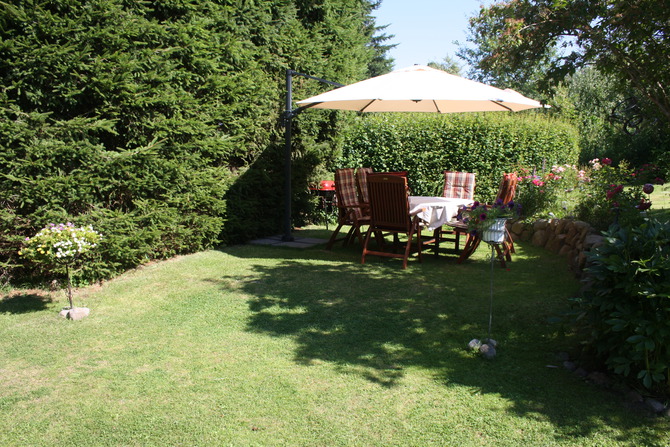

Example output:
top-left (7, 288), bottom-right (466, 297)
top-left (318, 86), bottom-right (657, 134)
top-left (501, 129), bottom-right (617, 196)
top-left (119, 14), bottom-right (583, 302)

top-left (371, 0), bottom-right (491, 71)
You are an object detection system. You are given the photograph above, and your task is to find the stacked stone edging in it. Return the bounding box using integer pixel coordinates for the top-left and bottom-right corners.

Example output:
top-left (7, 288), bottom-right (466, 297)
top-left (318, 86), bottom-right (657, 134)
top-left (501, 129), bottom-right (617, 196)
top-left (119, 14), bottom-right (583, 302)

top-left (508, 218), bottom-right (604, 277)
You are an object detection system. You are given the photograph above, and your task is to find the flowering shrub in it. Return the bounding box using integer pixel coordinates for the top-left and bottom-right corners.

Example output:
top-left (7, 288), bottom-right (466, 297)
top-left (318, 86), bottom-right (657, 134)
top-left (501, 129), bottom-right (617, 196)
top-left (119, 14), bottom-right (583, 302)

top-left (632, 163), bottom-right (666, 185)
top-left (515, 164), bottom-right (583, 218)
top-left (20, 223), bottom-right (101, 264)
top-left (574, 159), bottom-right (649, 231)
top-left (20, 223), bottom-right (102, 308)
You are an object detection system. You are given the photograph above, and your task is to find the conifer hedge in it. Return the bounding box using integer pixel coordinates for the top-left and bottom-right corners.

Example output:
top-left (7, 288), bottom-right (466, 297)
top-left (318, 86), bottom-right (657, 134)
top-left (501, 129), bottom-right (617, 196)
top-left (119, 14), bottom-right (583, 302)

top-left (0, 0), bottom-right (376, 283)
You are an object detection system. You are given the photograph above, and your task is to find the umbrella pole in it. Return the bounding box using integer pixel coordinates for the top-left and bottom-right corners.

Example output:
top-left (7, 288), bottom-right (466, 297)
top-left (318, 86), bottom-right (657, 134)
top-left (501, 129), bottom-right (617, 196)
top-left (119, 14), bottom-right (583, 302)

top-left (282, 70), bottom-right (294, 242)
top-left (282, 70), bottom-right (343, 242)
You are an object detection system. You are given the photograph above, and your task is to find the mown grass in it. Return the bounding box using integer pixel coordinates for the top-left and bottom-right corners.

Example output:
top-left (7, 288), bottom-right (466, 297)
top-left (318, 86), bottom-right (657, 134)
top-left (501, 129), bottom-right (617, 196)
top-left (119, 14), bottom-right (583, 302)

top-left (649, 183), bottom-right (670, 221)
top-left (1, 228), bottom-right (669, 446)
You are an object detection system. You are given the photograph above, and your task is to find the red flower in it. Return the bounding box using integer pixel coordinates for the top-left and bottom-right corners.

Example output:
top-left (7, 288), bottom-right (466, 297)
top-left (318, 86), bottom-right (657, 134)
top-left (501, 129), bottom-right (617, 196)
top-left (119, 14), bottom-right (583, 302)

top-left (606, 184), bottom-right (624, 200)
top-left (636, 200), bottom-right (652, 211)
top-left (602, 158), bottom-right (612, 165)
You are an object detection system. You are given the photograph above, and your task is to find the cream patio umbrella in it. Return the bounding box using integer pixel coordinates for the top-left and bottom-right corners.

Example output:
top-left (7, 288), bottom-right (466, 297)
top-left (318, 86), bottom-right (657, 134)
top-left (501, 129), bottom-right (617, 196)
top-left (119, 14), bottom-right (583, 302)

top-left (296, 64), bottom-right (545, 113)
top-left (282, 65), bottom-right (546, 241)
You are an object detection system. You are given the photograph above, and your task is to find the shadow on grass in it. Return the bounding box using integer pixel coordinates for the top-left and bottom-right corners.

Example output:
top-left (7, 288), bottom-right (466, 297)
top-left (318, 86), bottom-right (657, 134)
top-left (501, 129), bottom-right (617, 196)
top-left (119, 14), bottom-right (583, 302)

top-left (214, 241), bottom-right (668, 444)
top-left (0, 291), bottom-right (52, 314)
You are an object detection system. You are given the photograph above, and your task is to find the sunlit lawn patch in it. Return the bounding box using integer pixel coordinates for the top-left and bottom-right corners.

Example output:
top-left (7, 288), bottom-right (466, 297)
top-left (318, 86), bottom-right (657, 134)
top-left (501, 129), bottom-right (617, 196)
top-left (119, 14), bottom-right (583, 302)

top-left (1, 228), bottom-right (668, 446)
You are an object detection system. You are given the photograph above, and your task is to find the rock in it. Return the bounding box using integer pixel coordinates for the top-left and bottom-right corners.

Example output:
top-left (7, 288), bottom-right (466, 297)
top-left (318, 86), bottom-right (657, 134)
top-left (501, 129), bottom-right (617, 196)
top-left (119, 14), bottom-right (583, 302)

top-left (587, 371), bottom-right (611, 387)
top-left (511, 221), bottom-right (525, 235)
top-left (59, 309), bottom-right (70, 318)
top-left (484, 338), bottom-right (498, 348)
top-left (556, 352), bottom-right (570, 362)
top-left (479, 343), bottom-right (496, 360)
top-left (563, 361), bottom-right (577, 371)
top-left (467, 339), bottom-right (481, 351)
top-left (67, 307), bottom-right (90, 321)
top-left (533, 219), bottom-right (549, 231)
top-left (555, 219), bottom-right (569, 234)
top-left (574, 367), bottom-right (588, 378)
top-left (532, 229), bottom-right (548, 247)
top-left (645, 398), bottom-right (666, 413)
top-left (573, 220), bottom-right (591, 232)
top-left (625, 390), bottom-right (644, 403)
top-left (583, 234), bottom-right (605, 250)
top-left (558, 245), bottom-right (573, 257)
top-left (547, 234), bottom-right (566, 253)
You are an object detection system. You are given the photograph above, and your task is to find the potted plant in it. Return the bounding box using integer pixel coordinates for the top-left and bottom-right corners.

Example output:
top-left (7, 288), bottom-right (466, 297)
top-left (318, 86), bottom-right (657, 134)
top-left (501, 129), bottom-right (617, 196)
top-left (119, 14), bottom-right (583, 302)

top-left (19, 223), bottom-right (102, 314)
top-left (459, 199), bottom-right (521, 243)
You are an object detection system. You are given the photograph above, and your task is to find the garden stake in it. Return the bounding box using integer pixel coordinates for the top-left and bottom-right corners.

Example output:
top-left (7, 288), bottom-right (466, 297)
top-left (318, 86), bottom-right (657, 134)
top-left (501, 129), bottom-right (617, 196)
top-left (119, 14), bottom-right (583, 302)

top-left (488, 242), bottom-right (495, 340)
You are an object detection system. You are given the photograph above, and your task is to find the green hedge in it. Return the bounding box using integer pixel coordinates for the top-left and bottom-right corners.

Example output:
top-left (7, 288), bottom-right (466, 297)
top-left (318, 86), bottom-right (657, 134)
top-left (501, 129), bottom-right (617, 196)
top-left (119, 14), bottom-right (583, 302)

top-left (339, 113), bottom-right (580, 200)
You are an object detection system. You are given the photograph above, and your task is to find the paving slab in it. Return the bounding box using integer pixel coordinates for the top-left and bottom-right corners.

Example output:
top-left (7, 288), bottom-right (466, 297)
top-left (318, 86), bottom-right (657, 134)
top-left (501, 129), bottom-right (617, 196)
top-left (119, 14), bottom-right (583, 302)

top-left (249, 235), bottom-right (328, 248)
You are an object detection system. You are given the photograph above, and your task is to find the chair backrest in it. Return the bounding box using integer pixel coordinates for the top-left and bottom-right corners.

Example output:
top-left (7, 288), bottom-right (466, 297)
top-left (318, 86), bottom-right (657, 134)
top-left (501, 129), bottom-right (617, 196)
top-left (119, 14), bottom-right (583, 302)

top-left (376, 171), bottom-right (408, 177)
top-left (334, 168), bottom-right (365, 221)
top-left (442, 171), bottom-right (475, 200)
top-left (367, 173), bottom-right (411, 232)
top-left (356, 167), bottom-right (373, 204)
top-left (495, 172), bottom-right (519, 204)
top-left (334, 168), bottom-right (359, 208)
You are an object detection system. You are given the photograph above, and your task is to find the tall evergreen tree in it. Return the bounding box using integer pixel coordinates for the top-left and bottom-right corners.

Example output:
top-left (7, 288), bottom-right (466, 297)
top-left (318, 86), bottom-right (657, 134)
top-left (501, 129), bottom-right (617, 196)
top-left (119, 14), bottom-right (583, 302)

top-left (0, 0), bottom-right (385, 282)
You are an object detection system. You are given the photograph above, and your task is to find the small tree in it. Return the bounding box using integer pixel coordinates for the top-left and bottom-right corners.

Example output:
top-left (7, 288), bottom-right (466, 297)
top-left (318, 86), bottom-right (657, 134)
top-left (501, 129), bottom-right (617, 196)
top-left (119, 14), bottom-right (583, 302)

top-left (19, 223), bottom-right (102, 309)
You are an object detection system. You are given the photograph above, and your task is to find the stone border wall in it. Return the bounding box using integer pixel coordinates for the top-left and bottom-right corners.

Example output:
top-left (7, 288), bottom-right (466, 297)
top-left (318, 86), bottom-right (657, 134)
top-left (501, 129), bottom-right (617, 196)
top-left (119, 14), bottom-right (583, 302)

top-left (508, 218), bottom-right (604, 277)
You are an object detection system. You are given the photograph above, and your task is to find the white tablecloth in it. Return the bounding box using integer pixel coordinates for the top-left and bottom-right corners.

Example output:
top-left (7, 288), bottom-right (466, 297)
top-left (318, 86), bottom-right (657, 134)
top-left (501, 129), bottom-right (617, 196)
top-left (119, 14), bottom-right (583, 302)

top-left (408, 196), bottom-right (474, 231)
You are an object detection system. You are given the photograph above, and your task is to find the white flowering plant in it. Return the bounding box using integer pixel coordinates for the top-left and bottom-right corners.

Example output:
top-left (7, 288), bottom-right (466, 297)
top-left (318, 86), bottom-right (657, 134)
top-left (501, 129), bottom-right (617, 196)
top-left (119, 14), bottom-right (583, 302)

top-left (19, 223), bottom-right (102, 309)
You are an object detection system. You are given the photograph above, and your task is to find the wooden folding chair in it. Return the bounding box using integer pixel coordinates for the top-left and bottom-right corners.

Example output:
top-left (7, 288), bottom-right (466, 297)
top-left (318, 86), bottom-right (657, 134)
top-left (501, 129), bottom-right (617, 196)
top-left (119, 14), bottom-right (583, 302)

top-left (326, 168), bottom-right (370, 250)
top-left (361, 173), bottom-right (422, 269)
top-left (428, 171), bottom-right (476, 256)
top-left (356, 167), bottom-right (374, 206)
top-left (453, 172), bottom-right (519, 267)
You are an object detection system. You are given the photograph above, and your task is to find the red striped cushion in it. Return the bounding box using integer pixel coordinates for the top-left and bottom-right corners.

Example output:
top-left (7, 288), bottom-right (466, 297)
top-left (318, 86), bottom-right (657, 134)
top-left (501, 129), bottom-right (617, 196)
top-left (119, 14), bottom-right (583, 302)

top-left (442, 171), bottom-right (475, 200)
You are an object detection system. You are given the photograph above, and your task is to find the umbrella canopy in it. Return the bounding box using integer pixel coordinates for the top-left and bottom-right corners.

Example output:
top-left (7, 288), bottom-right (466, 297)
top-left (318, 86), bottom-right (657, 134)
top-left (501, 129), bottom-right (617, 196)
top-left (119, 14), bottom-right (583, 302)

top-left (297, 65), bottom-right (545, 113)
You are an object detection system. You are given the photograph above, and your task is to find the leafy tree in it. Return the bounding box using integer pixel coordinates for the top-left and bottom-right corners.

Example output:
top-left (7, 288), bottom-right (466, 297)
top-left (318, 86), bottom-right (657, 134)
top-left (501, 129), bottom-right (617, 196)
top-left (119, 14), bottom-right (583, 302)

top-left (457, 0), bottom-right (670, 126)
top-left (456, 3), bottom-right (555, 98)
top-left (551, 67), bottom-right (623, 161)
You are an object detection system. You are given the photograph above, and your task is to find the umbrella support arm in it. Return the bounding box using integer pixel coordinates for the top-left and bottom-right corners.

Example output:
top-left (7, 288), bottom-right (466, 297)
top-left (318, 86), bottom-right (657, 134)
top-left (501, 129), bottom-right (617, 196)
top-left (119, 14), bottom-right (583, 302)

top-left (282, 69), bottom-right (343, 242)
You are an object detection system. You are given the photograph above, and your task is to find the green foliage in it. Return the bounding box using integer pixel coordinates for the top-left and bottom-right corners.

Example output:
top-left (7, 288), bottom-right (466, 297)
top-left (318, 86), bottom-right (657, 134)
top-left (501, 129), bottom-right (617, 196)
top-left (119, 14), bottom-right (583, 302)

top-left (339, 113), bottom-right (579, 201)
top-left (0, 0), bottom-right (382, 282)
top-left (460, 0), bottom-right (670, 126)
top-left (573, 159), bottom-right (649, 231)
top-left (573, 219), bottom-right (670, 392)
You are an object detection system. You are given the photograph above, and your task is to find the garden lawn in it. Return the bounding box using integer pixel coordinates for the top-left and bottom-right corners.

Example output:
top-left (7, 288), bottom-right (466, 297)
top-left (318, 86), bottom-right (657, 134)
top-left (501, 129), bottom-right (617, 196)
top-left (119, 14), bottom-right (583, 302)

top-left (1, 228), bottom-right (668, 446)
top-left (649, 183), bottom-right (670, 221)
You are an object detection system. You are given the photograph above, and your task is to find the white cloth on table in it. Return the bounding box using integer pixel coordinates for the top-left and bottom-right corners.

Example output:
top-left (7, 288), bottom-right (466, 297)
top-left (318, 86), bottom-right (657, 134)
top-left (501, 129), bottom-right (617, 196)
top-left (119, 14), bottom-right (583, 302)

top-left (408, 196), bottom-right (474, 231)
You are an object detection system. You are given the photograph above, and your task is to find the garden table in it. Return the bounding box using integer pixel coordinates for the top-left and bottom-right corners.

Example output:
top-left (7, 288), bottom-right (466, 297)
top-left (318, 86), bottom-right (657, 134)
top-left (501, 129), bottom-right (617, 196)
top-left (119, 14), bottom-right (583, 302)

top-left (408, 196), bottom-right (473, 231)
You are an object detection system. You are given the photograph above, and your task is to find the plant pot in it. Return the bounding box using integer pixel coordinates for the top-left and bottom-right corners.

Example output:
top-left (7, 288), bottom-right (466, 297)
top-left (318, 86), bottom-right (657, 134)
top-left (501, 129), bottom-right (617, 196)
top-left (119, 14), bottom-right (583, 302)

top-left (482, 218), bottom-right (507, 244)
